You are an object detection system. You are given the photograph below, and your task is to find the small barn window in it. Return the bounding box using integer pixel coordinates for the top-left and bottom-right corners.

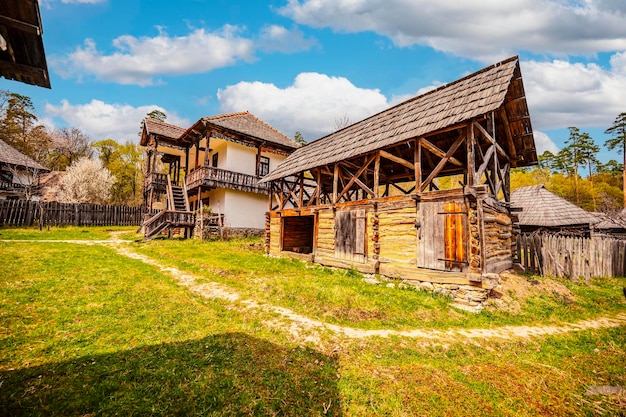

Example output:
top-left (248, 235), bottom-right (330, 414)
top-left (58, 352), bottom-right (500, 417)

top-left (335, 209), bottom-right (366, 261)
top-left (282, 215), bottom-right (314, 254)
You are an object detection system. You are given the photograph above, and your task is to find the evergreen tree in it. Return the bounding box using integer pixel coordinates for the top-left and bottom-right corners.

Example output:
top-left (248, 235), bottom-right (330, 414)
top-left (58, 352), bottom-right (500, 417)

top-left (604, 112), bottom-right (626, 208)
top-left (294, 131), bottom-right (307, 146)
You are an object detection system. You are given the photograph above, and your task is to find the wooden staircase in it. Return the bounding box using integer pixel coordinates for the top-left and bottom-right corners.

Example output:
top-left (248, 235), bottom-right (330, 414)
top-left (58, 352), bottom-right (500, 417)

top-left (142, 175), bottom-right (195, 240)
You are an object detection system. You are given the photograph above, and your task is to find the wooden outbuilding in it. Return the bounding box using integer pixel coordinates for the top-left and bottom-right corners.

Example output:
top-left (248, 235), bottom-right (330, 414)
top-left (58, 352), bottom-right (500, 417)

top-left (260, 56), bottom-right (538, 308)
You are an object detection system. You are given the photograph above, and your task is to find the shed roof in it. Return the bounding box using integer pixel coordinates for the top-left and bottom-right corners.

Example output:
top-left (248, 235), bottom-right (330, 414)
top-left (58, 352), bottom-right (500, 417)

top-left (181, 111), bottom-right (299, 150)
top-left (262, 56), bottom-right (534, 182)
top-left (511, 185), bottom-right (599, 227)
top-left (0, 138), bottom-right (49, 172)
top-left (0, 0), bottom-right (50, 88)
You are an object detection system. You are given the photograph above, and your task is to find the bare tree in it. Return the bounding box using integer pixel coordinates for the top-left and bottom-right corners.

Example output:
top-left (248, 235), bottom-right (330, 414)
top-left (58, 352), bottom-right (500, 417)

top-left (334, 113), bottom-right (351, 132)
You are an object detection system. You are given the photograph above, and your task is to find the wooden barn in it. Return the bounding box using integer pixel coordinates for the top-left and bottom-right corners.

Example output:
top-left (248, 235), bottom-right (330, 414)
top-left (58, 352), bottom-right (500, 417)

top-left (260, 56), bottom-right (538, 308)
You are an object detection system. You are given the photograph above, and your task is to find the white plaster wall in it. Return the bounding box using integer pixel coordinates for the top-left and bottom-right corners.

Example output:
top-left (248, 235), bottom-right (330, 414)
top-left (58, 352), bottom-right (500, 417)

top-left (222, 142), bottom-right (256, 176)
top-left (223, 189), bottom-right (268, 229)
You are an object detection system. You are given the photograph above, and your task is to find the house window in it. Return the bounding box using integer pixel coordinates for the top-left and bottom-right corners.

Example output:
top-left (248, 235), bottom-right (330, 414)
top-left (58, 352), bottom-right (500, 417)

top-left (259, 156), bottom-right (270, 177)
top-left (212, 153), bottom-right (219, 168)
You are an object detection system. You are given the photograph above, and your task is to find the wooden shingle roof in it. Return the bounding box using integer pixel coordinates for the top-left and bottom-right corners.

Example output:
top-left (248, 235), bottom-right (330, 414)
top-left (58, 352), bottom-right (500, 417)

top-left (262, 56), bottom-right (534, 182)
top-left (140, 118), bottom-right (186, 146)
top-left (511, 185), bottom-right (599, 228)
top-left (205, 111), bottom-right (298, 149)
top-left (0, 0), bottom-right (50, 88)
top-left (0, 138), bottom-right (49, 171)
top-left (179, 111), bottom-right (299, 151)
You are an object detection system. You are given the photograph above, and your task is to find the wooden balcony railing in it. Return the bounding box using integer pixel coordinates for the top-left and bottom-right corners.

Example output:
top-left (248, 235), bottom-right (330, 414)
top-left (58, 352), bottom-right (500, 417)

top-left (185, 166), bottom-right (270, 195)
top-left (144, 172), bottom-right (168, 193)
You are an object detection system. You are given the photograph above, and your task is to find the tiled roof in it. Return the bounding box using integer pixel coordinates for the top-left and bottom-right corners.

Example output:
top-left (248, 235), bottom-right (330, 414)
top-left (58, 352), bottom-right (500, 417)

top-left (0, 139), bottom-right (49, 171)
top-left (203, 111), bottom-right (299, 149)
top-left (262, 56), bottom-right (534, 182)
top-left (511, 185), bottom-right (599, 227)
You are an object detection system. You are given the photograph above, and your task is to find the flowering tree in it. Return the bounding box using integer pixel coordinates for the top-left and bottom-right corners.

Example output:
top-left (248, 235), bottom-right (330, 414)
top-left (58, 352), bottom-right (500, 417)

top-left (56, 157), bottom-right (114, 204)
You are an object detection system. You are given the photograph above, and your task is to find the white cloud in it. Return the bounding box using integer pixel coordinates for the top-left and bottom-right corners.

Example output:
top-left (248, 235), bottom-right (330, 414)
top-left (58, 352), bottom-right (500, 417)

top-left (279, 0), bottom-right (626, 61)
top-left (52, 26), bottom-right (255, 86)
top-left (257, 25), bottom-right (317, 53)
top-left (44, 99), bottom-right (190, 142)
top-left (533, 131), bottom-right (559, 155)
top-left (217, 72), bottom-right (389, 140)
top-left (522, 54), bottom-right (626, 130)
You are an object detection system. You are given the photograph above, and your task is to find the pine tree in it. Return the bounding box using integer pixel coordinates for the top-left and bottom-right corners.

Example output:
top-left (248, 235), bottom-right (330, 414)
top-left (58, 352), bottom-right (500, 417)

top-left (604, 112), bottom-right (626, 208)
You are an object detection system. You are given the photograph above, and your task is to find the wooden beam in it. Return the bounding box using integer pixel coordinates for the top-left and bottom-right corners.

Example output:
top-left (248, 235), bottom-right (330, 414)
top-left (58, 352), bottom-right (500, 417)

top-left (474, 145), bottom-right (495, 186)
top-left (499, 108), bottom-right (518, 161)
top-left (414, 138), bottom-right (422, 192)
top-left (421, 138), bottom-right (463, 167)
top-left (336, 155), bottom-right (376, 202)
top-left (333, 164), bottom-right (339, 204)
top-left (374, 151), bottom-right (380, 198)
top-left (466, 125), bottom-right (475, 186)
top-left (379, 149), bottom-right (415, 171)
top-left (473, 122), bottom-right (509, 161)
top-left (420, 134), bottom-right (465, 192)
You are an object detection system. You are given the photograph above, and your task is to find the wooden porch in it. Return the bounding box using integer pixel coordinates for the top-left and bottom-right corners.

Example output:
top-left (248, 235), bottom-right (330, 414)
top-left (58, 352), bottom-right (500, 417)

top-left (185, 165), bottom-right (270, 195)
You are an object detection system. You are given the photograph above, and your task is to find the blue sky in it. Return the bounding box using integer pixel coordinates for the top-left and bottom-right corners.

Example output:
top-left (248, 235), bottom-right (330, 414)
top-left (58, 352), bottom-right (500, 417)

top-left (2, 0), bottom-right (626, 163)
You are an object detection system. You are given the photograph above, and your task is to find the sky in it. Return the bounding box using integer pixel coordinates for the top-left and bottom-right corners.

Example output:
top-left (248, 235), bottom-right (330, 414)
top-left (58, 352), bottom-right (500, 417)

top-left (2, 0), bottom-right (626, 163)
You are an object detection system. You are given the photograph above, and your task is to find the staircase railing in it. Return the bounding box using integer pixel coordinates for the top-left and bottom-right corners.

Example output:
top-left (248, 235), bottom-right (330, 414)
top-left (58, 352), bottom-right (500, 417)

top-left (182, 180), bottom-right (190, 211)
top-left (142, 210), bottom-right (168, 239)
top-left (166, 174), bottom-right (175, 211)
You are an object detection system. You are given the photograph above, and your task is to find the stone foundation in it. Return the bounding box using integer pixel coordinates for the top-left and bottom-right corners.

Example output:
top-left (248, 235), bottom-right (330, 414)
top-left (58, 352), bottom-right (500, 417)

top-left (193, 219), bottom-right (264, 240)
top-left (401, 272), bottom-right (502, 313)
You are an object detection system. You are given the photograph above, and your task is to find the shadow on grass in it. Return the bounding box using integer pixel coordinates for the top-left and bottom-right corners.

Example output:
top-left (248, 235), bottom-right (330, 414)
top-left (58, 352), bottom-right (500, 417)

top-left (0, 333), bottom-right (342, 416)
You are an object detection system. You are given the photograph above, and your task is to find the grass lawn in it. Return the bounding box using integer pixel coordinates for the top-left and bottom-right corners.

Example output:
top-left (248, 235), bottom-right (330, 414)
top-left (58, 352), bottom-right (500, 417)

top-left (1, 228), bottom-right (625, 416)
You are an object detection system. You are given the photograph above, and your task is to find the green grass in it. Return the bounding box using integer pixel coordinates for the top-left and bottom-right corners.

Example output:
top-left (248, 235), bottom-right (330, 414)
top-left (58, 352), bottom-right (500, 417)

top-left (132, 237), bottom-right (626, 330)
top-left (1, 229), bottom-right (625, 416)
top-left (0, 225), bottom-right (137, 240)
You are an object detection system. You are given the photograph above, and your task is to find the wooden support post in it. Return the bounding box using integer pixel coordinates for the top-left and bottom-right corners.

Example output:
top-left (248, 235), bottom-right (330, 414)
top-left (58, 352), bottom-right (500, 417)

top-left (467, 125), bottom-right (475, 186)
top-left (316, 168), bottom-right (321, 206)
top-left (185, 148), bottom-right (190, 176)
top-left (374, 151), bottom-right (380, 198)
top-left (204, 135), bottom-right (211, 166)
top-left (299, 173), bottom-right (304, 207)
top-left (414, 139), bottom-right (421, 193)
top-left (333, 163), bottom-right (339, 204)
top-left (198, 186), bottom-right (203, 241)
top-left (194, 138), bottom-right (200, 170)
top-left (255, 144), bottom-right (262, 176)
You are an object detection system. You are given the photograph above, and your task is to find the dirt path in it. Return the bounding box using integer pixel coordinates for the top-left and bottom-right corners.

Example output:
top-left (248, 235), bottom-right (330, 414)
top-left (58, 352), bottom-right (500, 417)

top-left (109, 242), bottom-right (626, 345)
top-left (6, 237), bottom-right (626, 345)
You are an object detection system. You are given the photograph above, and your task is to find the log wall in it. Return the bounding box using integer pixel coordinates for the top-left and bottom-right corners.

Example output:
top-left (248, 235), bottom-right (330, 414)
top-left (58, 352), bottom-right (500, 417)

top-left (378, 198), bottom-right (418, 278)
top-left (482, 200), bottom-right (513, 274)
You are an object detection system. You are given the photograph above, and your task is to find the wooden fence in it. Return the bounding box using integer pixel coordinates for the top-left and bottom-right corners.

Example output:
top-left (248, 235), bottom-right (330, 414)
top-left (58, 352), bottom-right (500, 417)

top-left (0, 200), bottom-right (149, 227)
top-left (516, 233), bottom-right (626, 279)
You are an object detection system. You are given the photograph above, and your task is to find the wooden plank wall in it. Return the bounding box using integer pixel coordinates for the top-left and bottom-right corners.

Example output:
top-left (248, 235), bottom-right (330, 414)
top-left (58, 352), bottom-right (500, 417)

top-left (516, 233), bottom-right (626, 279)
top-left (482, 201), bottom-right (513, 273)
top-left (0, 200), bottom-right (149, 227)
top-left (316, 209), bottom-right (335, 259)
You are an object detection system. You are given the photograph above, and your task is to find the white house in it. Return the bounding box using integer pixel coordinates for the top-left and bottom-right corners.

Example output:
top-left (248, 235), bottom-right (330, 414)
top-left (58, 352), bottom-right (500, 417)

top-left (141, 112), bottom-right (299, 233)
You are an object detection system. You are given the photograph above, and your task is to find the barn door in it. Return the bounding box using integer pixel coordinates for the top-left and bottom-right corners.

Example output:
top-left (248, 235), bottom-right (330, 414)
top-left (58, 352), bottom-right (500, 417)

top-left (417, 200), bottom-right (466, 271)
top-left (443, 201), bottom-right (466, 271)
top-left (335, 208), bottom-right (366, 263)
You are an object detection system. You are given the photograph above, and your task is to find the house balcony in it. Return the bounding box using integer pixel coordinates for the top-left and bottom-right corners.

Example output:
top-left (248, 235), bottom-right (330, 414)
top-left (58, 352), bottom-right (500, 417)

top-left (144, 172), bottom-right (168, 195)
top-left (185, 165), bottom-right (270, 195)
